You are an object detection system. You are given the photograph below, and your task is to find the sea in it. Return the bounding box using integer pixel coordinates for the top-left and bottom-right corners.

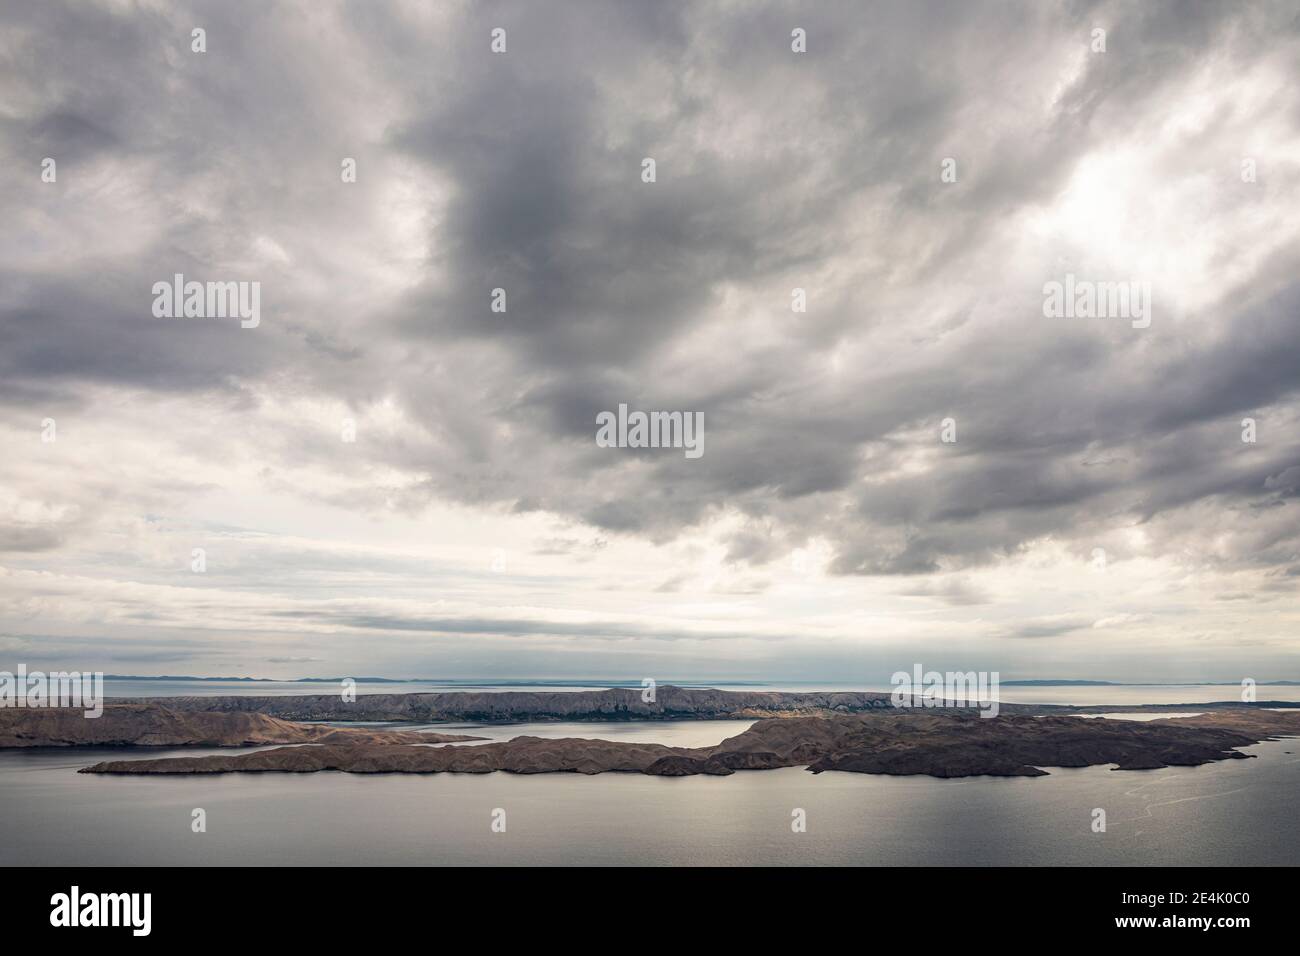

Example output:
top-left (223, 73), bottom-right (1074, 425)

top-left (2, 681), bottom-right (1297, 866)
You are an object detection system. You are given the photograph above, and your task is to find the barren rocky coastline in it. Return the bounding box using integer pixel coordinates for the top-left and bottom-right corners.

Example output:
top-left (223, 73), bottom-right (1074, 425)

top-left (79, 707), bottom-right (1300, 779)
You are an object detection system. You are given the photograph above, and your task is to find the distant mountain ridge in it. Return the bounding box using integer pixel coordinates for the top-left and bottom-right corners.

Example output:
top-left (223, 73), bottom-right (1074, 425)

top-left (118, 684), bottom-right (1300, 723)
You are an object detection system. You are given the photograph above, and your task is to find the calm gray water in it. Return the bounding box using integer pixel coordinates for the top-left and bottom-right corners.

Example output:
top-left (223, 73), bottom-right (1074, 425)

top-left (2, 717), bottom-right (1297, 866)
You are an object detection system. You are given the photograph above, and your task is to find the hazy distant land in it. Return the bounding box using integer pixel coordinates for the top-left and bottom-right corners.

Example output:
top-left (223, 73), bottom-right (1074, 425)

top-left (108, 684), bottom-right (1300, 722)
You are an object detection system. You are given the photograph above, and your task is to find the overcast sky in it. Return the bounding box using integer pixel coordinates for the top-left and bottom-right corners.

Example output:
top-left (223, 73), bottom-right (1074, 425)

top-left (2, 0), bottom-right (1298, 683)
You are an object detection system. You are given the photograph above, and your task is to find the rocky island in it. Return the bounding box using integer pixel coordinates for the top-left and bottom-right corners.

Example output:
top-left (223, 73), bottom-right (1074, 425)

top-left (77, 705), bottom-right (1300, 779)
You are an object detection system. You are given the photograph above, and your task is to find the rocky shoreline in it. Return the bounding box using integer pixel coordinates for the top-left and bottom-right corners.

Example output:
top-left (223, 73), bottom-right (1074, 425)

top-left (76, 706), bottom-right (1300, 779)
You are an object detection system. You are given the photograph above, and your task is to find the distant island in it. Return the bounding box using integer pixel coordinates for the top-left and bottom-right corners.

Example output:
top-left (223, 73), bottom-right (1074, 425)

top-left (1001, 680), bottom-right (1120, 686)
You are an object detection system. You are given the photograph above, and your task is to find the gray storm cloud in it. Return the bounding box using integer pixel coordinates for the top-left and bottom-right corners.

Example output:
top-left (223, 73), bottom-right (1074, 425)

top-left (1, 0), bottom-right (1298, 679)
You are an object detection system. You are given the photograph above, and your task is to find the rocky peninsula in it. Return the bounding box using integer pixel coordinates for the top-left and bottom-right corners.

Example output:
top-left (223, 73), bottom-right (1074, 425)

top-left (0, 703), bottom-right (482, 748)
